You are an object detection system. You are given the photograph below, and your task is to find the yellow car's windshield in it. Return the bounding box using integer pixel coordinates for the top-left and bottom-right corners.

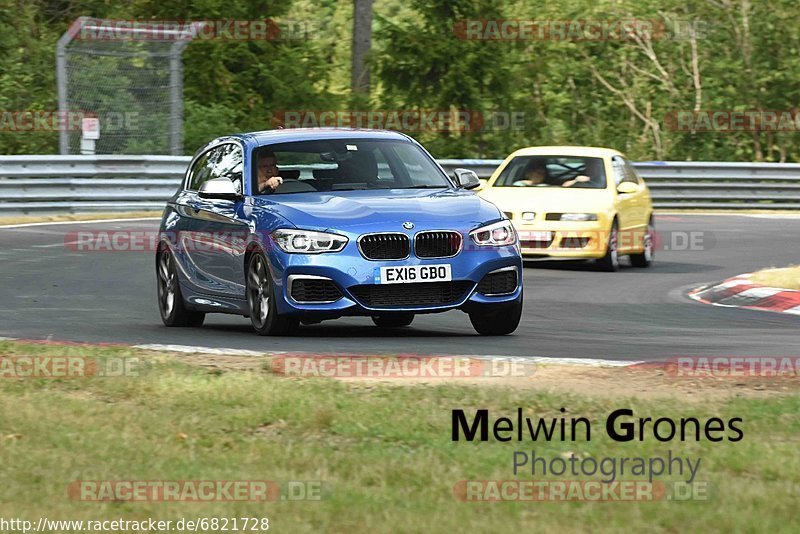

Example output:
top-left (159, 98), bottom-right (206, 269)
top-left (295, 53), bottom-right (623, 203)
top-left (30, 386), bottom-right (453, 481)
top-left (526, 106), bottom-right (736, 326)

top-left (494, 156), bottom-right (607, 189)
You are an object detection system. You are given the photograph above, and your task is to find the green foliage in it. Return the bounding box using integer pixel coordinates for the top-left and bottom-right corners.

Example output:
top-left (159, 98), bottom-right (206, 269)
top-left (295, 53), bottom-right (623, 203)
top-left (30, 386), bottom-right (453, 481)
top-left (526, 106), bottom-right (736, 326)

top-left (1, 0), bottom-right (800, 160)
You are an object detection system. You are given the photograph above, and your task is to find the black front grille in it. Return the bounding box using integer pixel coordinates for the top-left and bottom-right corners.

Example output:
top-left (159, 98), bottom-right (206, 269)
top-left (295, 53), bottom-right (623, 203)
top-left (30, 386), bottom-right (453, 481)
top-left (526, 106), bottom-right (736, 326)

top-left (349, 281), bottom-right (473, 308)
top-left (477, 269), bottom-right (518, 296)
top-left (290, 278), bottom-right (342, 302)
top-left (560, 237), bottom-right (590, 249)
top-left (520, 236), bottom-right (553, 249)
top-left (359, 234), bottom-right (409, 260)
top-left (415, 231), bottom-right (462, 258)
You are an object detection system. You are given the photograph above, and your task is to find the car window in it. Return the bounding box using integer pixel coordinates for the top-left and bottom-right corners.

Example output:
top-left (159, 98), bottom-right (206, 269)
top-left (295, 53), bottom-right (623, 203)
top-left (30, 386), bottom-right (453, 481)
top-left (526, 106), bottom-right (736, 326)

top-left (611, 156), bottom-right (630, 186)
top-left (251, 139), bottom-right (451, 194)
top-left (187, 150), bottom-right (212, 190)
top-left (188, 143), bottom-right (243, 193)
top-left (494, 156), bottom-right (607, 189)
top-left (612, 156), bottom-right (638, 186)
top-left (624, 159), bottom-right (642, 184)
top-left (390, 143), bottom-right (435, 186)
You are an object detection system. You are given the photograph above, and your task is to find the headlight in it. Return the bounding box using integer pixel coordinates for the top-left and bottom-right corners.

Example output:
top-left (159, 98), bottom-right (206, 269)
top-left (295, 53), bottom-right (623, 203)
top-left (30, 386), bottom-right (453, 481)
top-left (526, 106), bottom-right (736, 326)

top-left (470, 220), bottom-right (517, 246)
top-left (272, 229), bottom-right (348, 254)
top-left (559, 213), bottom-right (598, 221)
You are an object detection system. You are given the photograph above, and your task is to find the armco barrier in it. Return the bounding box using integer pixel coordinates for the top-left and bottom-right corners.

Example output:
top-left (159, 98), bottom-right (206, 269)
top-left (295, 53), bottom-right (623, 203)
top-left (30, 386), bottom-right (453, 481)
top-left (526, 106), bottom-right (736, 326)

top-left (2, 156), bottom-right (800, 214)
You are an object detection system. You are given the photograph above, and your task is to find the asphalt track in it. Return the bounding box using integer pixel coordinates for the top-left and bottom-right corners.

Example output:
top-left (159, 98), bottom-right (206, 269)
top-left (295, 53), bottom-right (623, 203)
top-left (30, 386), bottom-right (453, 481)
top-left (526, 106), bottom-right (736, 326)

top-left (1, 214), bottom-right (798, 361)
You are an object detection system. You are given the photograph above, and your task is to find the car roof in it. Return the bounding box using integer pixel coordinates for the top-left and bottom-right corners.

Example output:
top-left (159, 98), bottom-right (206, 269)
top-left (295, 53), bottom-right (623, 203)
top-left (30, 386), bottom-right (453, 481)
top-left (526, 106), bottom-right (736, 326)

top-left (507, 146), bottom-right (624, 158)
top-left (231, 128), bottom-right (413, 146)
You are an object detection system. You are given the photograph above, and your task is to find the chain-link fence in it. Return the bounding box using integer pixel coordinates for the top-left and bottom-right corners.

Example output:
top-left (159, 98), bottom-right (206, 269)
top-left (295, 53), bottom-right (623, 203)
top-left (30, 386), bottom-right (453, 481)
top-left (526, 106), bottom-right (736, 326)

top-left (56, 18), bottom-right (200, 155)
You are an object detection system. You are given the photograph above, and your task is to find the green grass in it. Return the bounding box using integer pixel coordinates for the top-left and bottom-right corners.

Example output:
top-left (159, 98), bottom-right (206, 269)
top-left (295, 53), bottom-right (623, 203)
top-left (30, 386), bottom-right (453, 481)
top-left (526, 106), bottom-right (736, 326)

top-left (749, 265), bottom-right (800, 290)
top-left (1, 341), bottom-right (798, 532)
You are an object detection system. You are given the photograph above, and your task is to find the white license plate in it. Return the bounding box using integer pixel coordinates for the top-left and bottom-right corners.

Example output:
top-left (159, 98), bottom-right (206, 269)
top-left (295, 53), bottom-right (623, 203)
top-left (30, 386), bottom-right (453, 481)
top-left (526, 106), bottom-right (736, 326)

top-left (378, 264), bottom-right (452, 284)
top-left (520, 231), bottom-right (553, 241)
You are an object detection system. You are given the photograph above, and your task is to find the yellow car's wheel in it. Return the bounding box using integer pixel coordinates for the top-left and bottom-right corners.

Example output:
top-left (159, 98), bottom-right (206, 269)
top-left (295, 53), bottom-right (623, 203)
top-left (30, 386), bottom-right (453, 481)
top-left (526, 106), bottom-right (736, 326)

top-left (630, 218), bottom-right (655, 268)
top-left (596, 220), bottom-right (620, 272)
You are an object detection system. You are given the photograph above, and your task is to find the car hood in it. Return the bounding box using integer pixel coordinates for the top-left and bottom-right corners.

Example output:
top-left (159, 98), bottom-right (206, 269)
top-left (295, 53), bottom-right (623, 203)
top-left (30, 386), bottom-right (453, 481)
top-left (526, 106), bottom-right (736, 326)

top-left (479, 186), bottom-right (614, 214)
top-left (251, 188), bottom-right (503, 232)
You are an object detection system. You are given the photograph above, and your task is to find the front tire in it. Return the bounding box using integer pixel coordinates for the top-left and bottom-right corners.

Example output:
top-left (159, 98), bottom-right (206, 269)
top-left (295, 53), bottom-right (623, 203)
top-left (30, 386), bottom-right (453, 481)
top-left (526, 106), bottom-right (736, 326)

top-left (371, 314), bottom-right (414, 328)
top-left (246, 252), bottom-right (298, 336)
top-left (469, 296), bottom-right (523, 336)
top-left (596, 220), bottom-right (620, 272)
top-left (630, 217), bottom-right (655, 267)
top-left (156, 247), bottom-right (205, 327)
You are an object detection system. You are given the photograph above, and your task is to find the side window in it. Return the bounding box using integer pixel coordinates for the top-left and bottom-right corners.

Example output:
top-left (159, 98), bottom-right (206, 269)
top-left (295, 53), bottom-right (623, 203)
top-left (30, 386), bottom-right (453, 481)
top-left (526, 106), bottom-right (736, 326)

top-left (624, 159), bottom-right (643, 184)
top-left (187, 150), bottom-right (213, 190)
top-left (210, 143), bottom-right (244, 194)
top-left (612, 156), bottom-right (638, 186)
top-left (188, 143), bottom-right (243, 193)
top-left (611, 157), bottom-right (627, 186)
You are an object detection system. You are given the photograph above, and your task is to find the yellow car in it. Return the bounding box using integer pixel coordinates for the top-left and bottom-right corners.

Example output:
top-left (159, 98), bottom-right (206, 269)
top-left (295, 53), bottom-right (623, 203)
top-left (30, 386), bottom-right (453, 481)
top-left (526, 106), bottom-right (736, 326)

top-left (478, 146), bottom-right (654, 271)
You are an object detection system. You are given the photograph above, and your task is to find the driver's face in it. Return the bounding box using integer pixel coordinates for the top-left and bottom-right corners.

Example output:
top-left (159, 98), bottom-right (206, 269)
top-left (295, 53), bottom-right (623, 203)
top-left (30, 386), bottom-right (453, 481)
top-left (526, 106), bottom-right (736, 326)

top-left (525, 167), bottom-right (546, 183)
top-left (257, 156), bottom-right (278, 179)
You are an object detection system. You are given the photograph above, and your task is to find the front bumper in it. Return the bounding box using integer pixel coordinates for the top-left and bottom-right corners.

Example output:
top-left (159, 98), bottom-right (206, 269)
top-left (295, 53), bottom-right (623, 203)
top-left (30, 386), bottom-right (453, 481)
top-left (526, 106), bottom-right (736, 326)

top-left (267, 240), bottom-right (522, 317)
top-left (514, 219), bottom-right (611, 259)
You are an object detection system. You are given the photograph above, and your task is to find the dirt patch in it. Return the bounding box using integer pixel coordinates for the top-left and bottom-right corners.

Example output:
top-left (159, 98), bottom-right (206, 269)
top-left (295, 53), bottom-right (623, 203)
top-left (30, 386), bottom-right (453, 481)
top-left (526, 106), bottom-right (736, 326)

top-left (167, 351), bottom-right (800, 402)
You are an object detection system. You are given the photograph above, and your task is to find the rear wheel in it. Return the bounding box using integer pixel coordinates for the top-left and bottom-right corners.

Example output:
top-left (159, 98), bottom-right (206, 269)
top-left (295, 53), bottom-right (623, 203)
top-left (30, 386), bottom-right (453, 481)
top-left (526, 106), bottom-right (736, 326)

top-left (630, 218), bottom-right (655, 267)
top-left (596, 220), bottom-right (620, 272)
top-left (246, 252), bottom-right (298, 336)
top-left (469, 296), bottom-right (523, 336)
top-left (371, 314), bottom-right (414, 328)
top-left (156, 247), bottom-right (205, 327)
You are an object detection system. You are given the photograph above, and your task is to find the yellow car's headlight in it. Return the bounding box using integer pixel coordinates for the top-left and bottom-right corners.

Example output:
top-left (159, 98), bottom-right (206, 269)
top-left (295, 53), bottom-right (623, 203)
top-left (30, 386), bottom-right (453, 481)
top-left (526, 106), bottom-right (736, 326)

top-left (559, 213), bottom-right (598, 221)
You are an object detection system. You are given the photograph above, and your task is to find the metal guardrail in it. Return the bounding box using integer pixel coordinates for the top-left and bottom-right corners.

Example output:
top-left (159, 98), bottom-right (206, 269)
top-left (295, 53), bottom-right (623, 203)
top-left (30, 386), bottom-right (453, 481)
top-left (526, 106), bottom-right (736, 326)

top-left (2, 156), bottom-right (800, 214)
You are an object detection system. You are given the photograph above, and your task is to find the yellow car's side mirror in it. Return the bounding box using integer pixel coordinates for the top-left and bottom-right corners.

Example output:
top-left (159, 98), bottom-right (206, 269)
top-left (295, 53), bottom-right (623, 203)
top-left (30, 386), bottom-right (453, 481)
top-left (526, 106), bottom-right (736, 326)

top-left (616, 182), bottom-right (638, 195)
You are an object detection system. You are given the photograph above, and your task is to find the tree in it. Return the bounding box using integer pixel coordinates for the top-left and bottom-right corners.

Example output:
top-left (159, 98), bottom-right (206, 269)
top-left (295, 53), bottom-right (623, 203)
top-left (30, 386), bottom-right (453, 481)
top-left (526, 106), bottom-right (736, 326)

top-left (351, 0), bottom-right (373, 96)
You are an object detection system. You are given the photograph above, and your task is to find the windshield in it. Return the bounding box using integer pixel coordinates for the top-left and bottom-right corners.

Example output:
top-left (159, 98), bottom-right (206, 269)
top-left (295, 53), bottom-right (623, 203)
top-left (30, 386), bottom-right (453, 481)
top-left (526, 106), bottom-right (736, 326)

top-left (252, 139), bottom-right (452, 195)
top-left (493, 156), bottom-right (607, 189)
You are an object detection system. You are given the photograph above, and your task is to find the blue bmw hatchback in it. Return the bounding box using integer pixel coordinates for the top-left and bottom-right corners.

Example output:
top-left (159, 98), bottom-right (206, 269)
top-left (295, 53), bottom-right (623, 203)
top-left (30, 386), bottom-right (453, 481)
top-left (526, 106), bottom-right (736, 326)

top-left (156, 129), bottom-right (523, 335)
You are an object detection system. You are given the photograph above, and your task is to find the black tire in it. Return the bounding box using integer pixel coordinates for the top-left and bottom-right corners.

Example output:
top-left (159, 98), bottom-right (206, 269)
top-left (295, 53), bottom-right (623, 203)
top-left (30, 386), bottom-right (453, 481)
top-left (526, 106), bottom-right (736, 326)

top-left (246, 252), bottom-right (299, 336)
top-left (596, 220), bottom-right (620, 272)
top-left (469, 295), bottom-right (523, 336)
top-left (371, 314), bottom-right (415, 328)
top-left (630, 217), bottom-right (655, 267)
top-left (156, 247), bottom-right (205, 327)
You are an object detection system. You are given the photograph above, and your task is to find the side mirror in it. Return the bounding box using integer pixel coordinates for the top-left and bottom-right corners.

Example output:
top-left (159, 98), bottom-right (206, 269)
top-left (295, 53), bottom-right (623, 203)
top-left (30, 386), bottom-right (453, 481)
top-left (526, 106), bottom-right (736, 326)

top-left (198, 178), bottom-right (242, 201)
top-left (616, 182), bottom-right (639, 195)
top-left (454, 168), bottom-right (481, 190)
